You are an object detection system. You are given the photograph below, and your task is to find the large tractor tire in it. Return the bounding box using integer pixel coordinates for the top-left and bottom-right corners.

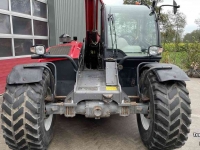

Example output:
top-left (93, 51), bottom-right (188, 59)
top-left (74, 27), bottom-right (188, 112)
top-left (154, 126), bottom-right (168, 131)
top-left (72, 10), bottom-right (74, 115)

top-left (1, 69), bottom-right (55, 150)
top-left (137, 71), bottom-right (191, 150)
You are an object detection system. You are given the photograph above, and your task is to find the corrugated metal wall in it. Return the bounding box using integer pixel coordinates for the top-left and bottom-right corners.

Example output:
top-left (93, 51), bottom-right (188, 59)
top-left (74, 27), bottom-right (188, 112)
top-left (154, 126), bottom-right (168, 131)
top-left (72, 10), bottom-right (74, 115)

top-left (48, 0), bottom-right (102, 46)
top-left (48, 0), bottom-right (86, 46)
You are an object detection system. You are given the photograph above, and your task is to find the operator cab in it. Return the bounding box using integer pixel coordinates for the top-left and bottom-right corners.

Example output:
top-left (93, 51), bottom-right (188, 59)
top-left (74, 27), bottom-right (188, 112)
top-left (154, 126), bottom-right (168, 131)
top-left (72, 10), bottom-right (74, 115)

top-left (104, 5), bottom-right (161, 59)
top-left (83, 4), bottom-right (162, 70)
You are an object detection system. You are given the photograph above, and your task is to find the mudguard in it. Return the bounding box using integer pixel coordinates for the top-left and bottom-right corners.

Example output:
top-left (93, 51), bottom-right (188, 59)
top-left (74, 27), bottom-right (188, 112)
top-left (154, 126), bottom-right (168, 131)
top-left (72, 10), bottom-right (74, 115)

top-left (7, 63), bottom-right (48, 84)
top-left (144, 63), bottom-right (190, 82)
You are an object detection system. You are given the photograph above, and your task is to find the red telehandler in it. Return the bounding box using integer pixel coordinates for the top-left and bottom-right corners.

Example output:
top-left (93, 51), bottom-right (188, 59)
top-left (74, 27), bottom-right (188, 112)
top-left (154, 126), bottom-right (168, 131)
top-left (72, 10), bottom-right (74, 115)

top-left (1, 0), bottom-right (191, 149)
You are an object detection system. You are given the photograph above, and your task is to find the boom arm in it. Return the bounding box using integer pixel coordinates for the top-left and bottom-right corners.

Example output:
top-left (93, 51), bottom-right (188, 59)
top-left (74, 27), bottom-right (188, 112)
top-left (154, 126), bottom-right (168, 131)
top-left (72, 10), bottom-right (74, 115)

top-left (84, 0), bottom-right (104, 69)
top-left (85, 0), bottom-right (104, 32)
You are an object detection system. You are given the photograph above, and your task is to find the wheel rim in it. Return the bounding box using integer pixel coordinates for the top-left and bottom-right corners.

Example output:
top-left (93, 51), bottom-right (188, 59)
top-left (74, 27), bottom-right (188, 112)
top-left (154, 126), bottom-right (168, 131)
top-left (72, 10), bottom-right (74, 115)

top-left (140, 81), bottom-right (151, 131)
top-left (44, 114), bottom-right (53, 131)
top-left (140, 114), bottom-right (150, 130)
top-left (140, 101), bottom-right (150, 131)
top-left (44, 87), bottom-right (53, 131)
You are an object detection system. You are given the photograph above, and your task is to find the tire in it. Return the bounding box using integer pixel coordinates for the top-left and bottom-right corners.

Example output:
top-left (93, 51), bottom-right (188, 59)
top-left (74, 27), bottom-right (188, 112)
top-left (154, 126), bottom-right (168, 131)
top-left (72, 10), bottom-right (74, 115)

top-left (1, 69), bottom-right (56, 150)
top-left (137, 72), bottom-right (191, 150)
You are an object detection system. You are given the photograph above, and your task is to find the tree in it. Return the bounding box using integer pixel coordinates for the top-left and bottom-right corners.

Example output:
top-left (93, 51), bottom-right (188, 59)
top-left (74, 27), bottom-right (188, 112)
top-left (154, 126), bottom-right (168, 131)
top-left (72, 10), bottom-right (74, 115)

top-left (160, 10), bottom-right (186, 46)
top-left (172, 11), bottom-right (186, 44)
top-left (123, 0), bottom-right (187, 47)
top-left (157, 10), bottom-right (186, 45)
top-left (123, 0), bottom-right (163, 5)
top-left (160, 11), bottom-right (175, 44)
top-left (123, 0), bottom-right (139, 4)
top-left (195, 15), bottom-right (200, 29)
top-left (183, 30), bottom-right (200, 43)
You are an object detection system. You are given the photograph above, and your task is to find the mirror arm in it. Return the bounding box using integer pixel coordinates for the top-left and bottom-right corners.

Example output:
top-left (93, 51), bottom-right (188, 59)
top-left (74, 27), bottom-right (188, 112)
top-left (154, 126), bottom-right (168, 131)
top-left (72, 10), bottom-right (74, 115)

top-left (157, 5), bottom-right (180, 20)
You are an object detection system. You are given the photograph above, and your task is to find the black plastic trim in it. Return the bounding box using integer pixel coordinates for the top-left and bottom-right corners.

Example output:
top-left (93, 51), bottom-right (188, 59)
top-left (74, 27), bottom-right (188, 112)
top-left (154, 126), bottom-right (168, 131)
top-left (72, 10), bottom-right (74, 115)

top-left (31, 54), bottom-right (78, 71)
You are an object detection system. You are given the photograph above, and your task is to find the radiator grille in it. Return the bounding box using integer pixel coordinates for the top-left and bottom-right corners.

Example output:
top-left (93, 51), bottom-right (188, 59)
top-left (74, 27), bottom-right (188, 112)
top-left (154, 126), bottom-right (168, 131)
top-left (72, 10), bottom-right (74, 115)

top-left (48, 46), bottom-right (71, 55)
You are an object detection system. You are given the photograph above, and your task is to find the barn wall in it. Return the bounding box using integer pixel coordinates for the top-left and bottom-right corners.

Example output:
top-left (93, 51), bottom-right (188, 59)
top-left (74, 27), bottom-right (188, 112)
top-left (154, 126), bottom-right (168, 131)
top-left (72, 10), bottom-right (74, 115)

top-left (48, 0), bottom-right (86, 46)
top-left (0, 0), bottom-right (103, 94)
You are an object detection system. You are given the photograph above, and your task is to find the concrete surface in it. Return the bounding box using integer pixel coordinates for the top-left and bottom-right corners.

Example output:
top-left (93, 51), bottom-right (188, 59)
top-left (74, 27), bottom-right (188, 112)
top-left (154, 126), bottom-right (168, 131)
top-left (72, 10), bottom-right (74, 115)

top-left (0, 78), bottom-right (200, 150)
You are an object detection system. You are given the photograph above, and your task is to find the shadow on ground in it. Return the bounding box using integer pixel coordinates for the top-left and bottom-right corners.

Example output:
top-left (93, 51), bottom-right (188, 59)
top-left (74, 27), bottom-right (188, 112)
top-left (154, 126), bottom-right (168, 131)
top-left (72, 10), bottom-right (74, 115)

top-left (49, 114), bottom-right (146, 150)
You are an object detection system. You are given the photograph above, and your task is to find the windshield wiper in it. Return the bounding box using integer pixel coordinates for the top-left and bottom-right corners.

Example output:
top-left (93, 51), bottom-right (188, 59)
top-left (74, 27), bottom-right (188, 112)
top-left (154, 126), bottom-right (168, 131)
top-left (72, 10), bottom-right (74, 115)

top-left (112, 17), bottom-right (118, 56)
top-left (108, 13), bottom-right (118, 57)
top-left (108, 14), bottom-right (114, 55)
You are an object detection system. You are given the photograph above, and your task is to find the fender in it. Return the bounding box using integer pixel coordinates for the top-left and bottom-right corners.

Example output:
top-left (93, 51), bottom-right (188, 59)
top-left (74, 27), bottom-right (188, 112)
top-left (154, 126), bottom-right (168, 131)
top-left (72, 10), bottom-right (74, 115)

top-left (7, 62), bottom-right (56, 101)
top-left (7, 63), bottom-right (49, 84)
top-left (143, 63), bottom-right (190, 82)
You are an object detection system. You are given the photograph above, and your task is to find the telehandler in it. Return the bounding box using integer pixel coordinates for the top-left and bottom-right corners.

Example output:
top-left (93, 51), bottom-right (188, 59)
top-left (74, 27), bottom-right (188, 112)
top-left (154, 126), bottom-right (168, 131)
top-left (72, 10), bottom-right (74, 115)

top-left (1, 0), bottom-right (191, 149)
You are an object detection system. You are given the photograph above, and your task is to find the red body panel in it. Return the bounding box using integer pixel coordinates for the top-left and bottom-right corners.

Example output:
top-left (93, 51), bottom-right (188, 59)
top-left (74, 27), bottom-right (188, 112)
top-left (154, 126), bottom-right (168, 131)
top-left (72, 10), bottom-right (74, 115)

top-left (39, 41), bottom-right (83, 62)
top-left (0, 57), bottom-right (37, 94)
top-left (0, 41), bottom-right (83, 94)
top-left (0, 0), bottom-right (105, 94)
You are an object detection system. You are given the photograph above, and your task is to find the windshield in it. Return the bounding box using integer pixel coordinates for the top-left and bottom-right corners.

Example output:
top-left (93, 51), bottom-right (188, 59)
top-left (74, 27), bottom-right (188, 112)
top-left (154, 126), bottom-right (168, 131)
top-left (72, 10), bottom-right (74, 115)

top-left (106, 5), bottom-right (158, 56)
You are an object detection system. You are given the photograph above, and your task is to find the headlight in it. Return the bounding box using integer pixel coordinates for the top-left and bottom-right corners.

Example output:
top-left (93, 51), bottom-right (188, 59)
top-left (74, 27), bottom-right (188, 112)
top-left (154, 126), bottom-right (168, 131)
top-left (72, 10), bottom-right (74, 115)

top-left (36, 46), bottom-right (45, 55)
top-left (148, 46), bottom-right (163, 56)
top-left (30, 45), bottom-right (45, 55)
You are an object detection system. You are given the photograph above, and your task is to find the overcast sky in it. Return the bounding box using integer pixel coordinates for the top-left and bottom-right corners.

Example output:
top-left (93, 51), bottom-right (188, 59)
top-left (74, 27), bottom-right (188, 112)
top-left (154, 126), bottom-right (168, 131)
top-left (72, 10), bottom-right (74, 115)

top-left (103, 0), bottom-right (200, 34)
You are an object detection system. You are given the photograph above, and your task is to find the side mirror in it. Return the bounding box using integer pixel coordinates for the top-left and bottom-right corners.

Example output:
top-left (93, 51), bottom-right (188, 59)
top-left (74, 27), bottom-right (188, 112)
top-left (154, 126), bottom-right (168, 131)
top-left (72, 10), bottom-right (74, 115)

top-left (149, 0), bottom-right (157, 16)
top-left (152, 0), bottom-right (157, 8)
top-left (157, 0), bottom-right (180, 21)
top-left (148, 46), bottom-right (163, 56)
top-left (173, 0), bottom-right (180, 14)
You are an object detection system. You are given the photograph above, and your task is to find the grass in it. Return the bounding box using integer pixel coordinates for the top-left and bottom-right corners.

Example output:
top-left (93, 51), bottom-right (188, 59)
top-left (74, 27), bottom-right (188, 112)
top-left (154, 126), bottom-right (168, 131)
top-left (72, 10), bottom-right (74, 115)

top-left (161, 52), bottom-right (188, 69)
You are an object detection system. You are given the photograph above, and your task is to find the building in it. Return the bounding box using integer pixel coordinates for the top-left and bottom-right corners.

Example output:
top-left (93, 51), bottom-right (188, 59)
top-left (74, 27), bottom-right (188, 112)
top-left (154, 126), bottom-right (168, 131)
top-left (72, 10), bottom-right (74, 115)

top-left (0, 0), bottom-right (87, 93)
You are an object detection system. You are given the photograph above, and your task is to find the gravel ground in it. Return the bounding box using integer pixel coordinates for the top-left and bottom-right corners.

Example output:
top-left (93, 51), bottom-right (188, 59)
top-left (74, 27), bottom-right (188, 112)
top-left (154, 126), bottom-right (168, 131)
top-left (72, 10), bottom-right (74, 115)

top-left (0, 78), bottom-right (200, 150)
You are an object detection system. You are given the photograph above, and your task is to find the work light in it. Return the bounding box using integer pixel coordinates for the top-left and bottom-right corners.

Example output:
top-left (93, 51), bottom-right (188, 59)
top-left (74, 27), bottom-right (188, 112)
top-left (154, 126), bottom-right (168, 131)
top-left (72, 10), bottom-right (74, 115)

top-left (30, 45), bottom-right (46, 55)
top-left (148, 46), bottom-right (163, 56)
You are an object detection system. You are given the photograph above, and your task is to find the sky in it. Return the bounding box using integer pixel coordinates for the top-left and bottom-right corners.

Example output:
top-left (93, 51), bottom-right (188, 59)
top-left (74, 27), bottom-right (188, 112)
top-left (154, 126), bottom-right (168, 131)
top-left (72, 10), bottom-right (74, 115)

top-left (103, 0), bottom-right (200, 35)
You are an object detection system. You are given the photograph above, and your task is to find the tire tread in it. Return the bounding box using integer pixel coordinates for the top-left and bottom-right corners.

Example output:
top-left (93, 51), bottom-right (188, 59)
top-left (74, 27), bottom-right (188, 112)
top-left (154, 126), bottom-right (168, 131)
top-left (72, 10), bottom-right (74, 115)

top-left (145, 73), bottom-right (191, 150)
top-left (1, 69), bottom-right (52, 150)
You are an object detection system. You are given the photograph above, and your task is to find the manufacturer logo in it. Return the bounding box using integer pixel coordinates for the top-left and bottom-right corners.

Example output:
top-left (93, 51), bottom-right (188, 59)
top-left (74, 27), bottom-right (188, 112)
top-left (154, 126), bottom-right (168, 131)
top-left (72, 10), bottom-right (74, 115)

top-left (193, 132), bottom-right (200, 137)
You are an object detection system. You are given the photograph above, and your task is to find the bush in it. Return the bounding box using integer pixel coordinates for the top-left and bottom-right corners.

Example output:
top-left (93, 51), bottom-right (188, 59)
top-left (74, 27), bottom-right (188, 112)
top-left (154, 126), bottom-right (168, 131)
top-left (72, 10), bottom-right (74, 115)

top-left (161, 42), bottom-right (200, 70)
